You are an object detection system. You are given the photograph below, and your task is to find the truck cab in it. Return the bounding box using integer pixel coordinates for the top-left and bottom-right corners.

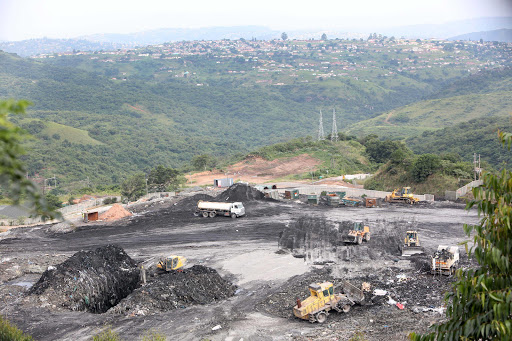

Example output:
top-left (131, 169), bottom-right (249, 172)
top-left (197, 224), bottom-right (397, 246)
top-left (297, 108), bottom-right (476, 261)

top-left (231, 202), bottom-right (245, 217)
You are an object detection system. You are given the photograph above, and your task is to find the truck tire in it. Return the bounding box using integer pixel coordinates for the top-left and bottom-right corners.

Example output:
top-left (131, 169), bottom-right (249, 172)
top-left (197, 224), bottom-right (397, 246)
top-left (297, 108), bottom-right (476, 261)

top-left (342, 304), bottom-right (351, 313)
top-left (356, 235), bottom-right (363, 245)
top-left (202, 212), bottom-right (209, 218)
top-left (315, 312), bottom-right (327, 323)
top-left (209, 212), bottom-right (216, 218)
top-left (231, 213), bottom-right (237, 219)
top-left (364, 233), bottom-right (370, 242)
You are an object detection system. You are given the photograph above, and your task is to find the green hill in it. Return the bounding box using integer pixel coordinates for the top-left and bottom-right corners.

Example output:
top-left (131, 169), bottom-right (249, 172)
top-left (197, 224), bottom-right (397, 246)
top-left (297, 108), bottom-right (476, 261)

top-left (0, 37), bottom-right (510, 187)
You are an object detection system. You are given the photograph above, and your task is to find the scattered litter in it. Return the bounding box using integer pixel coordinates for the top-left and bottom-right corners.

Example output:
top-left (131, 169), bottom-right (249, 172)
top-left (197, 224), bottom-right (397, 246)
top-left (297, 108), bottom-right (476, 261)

top-left (212, 325), bottom-right (222, 331)
top-left (373, 289), bottom-right (387, 296)
top-left (387, 297), bottom-right (397, 305)
top-left (396, 303), bottom-right (404, 310)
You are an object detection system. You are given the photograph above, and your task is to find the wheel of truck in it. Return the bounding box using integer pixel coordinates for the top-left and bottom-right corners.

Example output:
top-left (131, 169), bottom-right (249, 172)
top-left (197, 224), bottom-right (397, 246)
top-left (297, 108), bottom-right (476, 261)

top-left (342, 304), bottom-right (351, 313)
top-left (356, 235), bottom-right (363, 245)
top-left (209, 211), bottom-right (216, 218)
top-left (202, 211), bottom-right (209, 218)
top-left (407, 199), bottom-right (412, 204)
top-left (231, 213), bottom-right (237, 219)
top-left (315, 312), bottom-right (327, 324)
top-left (364, 233), bottom-right (370, 242)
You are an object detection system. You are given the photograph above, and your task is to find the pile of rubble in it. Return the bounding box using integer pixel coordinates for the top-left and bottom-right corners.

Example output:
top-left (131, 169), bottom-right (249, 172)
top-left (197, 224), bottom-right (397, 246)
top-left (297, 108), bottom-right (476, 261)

top-left (215, 183), bottom-right (267, 202)
top-left (110, 265), bottom-right (237, 316)
top-left (29, 245), bottom-right (139, 313)
top-left (172, 194), bottom-right (214, 210)
top-left (99, 204), bottom-right (132, 221)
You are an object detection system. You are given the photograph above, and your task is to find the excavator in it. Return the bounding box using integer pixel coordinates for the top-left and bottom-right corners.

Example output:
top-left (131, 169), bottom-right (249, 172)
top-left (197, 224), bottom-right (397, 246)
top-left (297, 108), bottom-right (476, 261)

top-left (385, 187), bottom-right (420, 204)
top-left (156, 255), bottom-right (187, 272)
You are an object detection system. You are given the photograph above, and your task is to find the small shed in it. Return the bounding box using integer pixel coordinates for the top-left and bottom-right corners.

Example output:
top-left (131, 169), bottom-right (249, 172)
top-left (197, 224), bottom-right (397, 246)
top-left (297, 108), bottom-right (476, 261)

top-left (308, 194), bottom-right (319, 205)
top-left (83, 211), bottom-right (99, 222)
top-left (214, 178), bottom-right (234, 188)
top-left (285, 189), bottom-right (299, 200)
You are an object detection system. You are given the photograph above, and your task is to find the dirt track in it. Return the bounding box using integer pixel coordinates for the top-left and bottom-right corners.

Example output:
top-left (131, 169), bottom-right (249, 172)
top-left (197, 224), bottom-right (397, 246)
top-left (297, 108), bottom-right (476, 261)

top-left (0, 191), bottom-right (479, 340)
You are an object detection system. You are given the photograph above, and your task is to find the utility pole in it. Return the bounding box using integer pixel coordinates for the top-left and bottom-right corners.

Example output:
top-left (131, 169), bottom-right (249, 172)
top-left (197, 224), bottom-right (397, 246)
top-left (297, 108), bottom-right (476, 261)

top-left (318, 110), bottom-right (325, 141)
top-left (331, 108), bottom-right (338, 142)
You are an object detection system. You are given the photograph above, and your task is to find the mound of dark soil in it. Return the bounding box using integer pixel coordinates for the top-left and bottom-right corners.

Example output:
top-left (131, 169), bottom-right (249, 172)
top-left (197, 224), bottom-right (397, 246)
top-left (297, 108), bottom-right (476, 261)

top-left (110, 265), bottom-right (236, 315)
top-left (215, 183), bottom-right (266, 202)
top-left (30, 245), bottom-right (139, 313)
top-left (172, 194), bottom-right (214, 210)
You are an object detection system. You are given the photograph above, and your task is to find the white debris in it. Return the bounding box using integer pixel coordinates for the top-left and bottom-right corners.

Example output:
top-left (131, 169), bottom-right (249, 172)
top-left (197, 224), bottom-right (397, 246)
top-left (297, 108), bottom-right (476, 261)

top-left (373, 289), bottom-right (387, 296)
top-left (212, 325), bottom-right (222, 331)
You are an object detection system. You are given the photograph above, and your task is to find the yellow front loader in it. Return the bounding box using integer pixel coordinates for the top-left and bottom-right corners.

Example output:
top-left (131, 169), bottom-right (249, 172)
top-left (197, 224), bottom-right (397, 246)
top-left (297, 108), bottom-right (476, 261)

top-left (293, 281), bottom-right (364, 323)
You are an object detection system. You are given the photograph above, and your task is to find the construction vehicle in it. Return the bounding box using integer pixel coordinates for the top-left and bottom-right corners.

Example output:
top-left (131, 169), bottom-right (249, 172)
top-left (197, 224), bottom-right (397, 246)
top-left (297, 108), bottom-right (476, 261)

top-left (401, 230), bottom-right (423, 256)
top-left (385, 187), bottom-right (420, 204)
top-left (156, 255), bottom-right (187, 272)
top-left (431, 245), bottom-right (459, 276)
top-left (293, 281), bottom-right (364, 323)
top-left (195, 200), bottom-right (245, 218)
top-left (344, 222), bottom-right (370, 244)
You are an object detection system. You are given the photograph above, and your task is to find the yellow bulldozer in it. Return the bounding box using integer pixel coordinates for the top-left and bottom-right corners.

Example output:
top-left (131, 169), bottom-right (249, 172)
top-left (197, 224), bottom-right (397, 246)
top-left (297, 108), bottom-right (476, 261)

top-left (385, 187), bottom-right (420, 204)
top-left (156, 255), bottom-right (187, 272)
top-left (293, 281), bottom-right (364, 323)
top-left (401, 231), bottom-right (423, 256)
top-left (344, 222), bottom-right (370, 244)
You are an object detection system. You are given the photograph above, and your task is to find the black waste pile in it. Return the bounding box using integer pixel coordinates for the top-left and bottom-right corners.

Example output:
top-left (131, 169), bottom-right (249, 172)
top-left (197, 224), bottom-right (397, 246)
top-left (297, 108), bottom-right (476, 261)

top-left (278, 217), bottom-right (345, 257)
top-left (279, 217), bottom-right (406, 260)
top-left (110, 265), bottom-right (236, 316)
top-left (29, 245), bottom-right (139, 313)
top-left (172, 193), bottom-right (214, 210)
top-left (215, 183), bottom-right (267, 202)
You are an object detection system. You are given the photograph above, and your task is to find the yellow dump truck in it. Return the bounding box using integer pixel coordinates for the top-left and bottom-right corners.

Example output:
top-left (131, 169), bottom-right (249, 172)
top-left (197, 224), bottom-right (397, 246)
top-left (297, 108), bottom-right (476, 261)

top-left (293, 281), bottom-right (364, 323)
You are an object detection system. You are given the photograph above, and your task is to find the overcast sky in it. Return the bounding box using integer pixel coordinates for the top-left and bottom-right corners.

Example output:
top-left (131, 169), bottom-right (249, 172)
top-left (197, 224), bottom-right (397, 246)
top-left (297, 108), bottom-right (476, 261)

top-left (1, 0), bottom-right (511, 41)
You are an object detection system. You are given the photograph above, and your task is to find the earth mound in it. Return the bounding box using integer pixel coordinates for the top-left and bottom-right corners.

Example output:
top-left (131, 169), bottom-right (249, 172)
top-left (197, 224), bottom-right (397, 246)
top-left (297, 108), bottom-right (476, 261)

top-left (215, 183), bottom-right (266, 202)
top-left (99, 203), bottom-right (132, 221)
top-left (110, 265), bottom-right (237, 315)
top-left (30, 245), bottom-right (139, 313)
top-left (172, 193), bottom-right (215, 210)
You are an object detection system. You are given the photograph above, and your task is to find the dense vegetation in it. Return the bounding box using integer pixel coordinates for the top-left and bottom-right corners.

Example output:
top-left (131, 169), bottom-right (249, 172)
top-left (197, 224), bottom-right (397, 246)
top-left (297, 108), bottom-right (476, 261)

top-left (362, 135), bottom-right (475, 196)
top-left (412, 131), bottom-right (512, 341)
top-left (0, 37), bottom-right (510, 191)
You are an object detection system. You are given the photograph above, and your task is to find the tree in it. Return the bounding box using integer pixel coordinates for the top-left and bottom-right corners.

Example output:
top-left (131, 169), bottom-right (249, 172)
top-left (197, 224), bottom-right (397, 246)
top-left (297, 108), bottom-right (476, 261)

top-left (411, 131), bottom-right (512, 340)
top-left (121, 173), bottom-right (146, 201)
top-left (0, 99), bottom-right (58, 220)
top-left (191, 154), bottom-right (217, 171)
top-left (147, 165), bottom-right (181, 192)
top-left (321, 33), bottom-right (327, 41)
top-left (411, 154), bottom-right (441, 182)
top-left (281, 32), bottom-right (288, 41)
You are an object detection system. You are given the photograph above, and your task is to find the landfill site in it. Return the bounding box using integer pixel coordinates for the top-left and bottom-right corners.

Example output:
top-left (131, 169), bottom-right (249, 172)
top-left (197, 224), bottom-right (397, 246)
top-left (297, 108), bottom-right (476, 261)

top-left (0, 183), bottom-right (479, 340)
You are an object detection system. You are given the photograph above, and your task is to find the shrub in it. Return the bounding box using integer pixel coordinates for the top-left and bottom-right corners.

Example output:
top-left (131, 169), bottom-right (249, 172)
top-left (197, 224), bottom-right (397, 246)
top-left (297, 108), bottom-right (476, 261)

top-left (0, 315), bottom-right (33, 341)
top-left (92, 327), bottom-right (120, 341)
top-left (141, 330), bottom-right (166, 341)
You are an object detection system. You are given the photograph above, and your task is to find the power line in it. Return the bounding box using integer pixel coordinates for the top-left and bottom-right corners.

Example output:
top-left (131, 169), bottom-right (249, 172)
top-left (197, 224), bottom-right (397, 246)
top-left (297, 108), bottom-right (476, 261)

top-left (331, 108), bottom-right (338, 142)
top-left (317, 110), bottom-right (325, 141)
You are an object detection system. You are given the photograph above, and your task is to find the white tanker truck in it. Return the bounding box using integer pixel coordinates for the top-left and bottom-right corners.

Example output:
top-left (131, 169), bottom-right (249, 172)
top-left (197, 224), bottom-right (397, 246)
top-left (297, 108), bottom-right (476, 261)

top-left (195, 200), bottom-right (245, 218)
